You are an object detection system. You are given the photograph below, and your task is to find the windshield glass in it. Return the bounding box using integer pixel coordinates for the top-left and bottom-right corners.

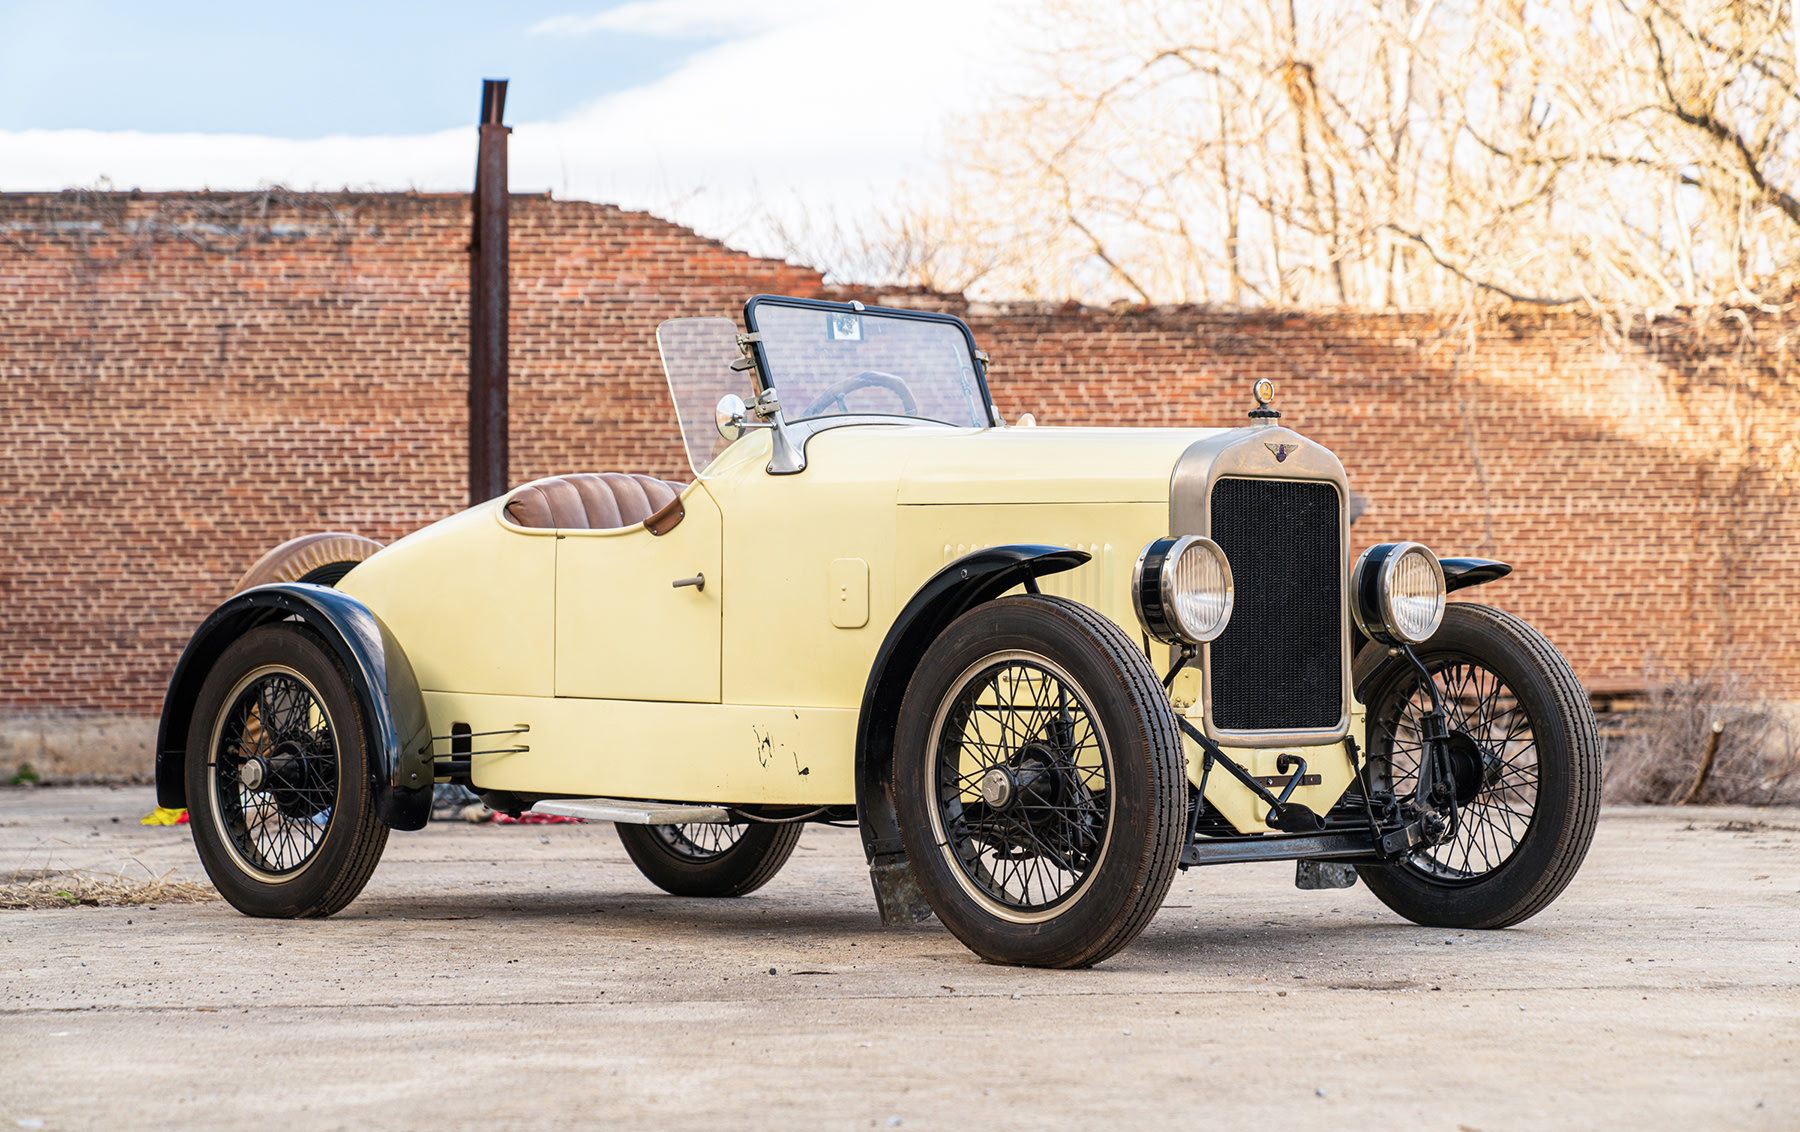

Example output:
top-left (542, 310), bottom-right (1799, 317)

top-left (747, 300), bottom-right (990, 428)
top-left (656, 316), bottom-right (752, 478)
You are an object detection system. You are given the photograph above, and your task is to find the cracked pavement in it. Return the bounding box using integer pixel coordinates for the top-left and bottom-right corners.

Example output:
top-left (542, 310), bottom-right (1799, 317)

top-left (2, 787), bottom-right (1796, 1129)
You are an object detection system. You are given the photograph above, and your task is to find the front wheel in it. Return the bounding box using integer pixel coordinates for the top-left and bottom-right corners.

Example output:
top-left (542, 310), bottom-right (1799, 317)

top-left (185, 623), bottom-right (388, 917)
top-left (616, 822), bottom-right (802, 897)
top-left (894, 596), bottom-right (1186, 969)
top-left (1357, 603), bottom-right (1602, 929)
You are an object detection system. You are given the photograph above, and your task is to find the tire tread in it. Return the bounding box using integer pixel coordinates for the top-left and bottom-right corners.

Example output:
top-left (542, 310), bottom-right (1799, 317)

top-left (1359, 603), bottom-right (1601, 929)
top-left (896, 594), bottom-right (1186, 968)
top-left (1033, 596), bottom-right (1186, 966)
top-left (617, 821), bottom-right (803, 898)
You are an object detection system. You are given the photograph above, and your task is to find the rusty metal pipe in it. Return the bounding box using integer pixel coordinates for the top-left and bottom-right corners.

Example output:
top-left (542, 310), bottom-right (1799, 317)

top-left (469, 78), bottom-right (511, 506)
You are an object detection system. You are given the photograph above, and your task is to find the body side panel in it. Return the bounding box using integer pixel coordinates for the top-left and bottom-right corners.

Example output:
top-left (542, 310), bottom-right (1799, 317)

top-left (706, 428), bottom-right (909, 709)
top-left (554, 485), bottom-right (723, 702)
top-left (427, 691), bottom-right (855, 804)
top-left (894, 502), bottom-right (1166, 630)
top-left (338, 502), bottom-right (555, 697)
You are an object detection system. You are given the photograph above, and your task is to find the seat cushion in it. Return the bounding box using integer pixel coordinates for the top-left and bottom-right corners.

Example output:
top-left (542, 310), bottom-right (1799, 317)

top-left (503, 473), bottom-right (685, 530)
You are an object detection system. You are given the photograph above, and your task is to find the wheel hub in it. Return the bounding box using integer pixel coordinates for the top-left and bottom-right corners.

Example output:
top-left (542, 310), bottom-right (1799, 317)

top-left (978, 768), bottom-right (1014, 808)
top-left (265, 738), bottom-right (325, 818)
top-left (1444, 730), bottom-right (1491, 807)
top-left (239, 756), bottom-right (268, 791)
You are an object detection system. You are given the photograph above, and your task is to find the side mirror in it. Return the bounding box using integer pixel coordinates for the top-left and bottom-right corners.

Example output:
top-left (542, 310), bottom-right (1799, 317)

top-left (713, 388), bottom-right (804, 474)
top-left (715, 393), bottom-right (750, 441)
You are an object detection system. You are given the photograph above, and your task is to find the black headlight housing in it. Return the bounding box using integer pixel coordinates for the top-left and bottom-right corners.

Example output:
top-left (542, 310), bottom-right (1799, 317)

top-left (1132, 535), bottom-right (1234, 646)
top-left (1351, 542), bottom-right (1447, 645)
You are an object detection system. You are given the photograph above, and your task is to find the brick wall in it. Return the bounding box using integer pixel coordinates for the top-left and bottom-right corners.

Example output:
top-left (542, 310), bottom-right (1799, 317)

top-left (2, 191), bottom-right (1795, 775)
top-left (957, 303), bottom-right (1800, 702)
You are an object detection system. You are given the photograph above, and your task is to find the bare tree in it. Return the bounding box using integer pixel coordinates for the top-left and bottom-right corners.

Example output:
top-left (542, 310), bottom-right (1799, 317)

top-left (876, 0), bottom-right (1800, 314)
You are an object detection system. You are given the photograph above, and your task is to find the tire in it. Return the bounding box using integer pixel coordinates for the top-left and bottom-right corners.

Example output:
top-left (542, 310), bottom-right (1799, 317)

top-left (185, 623), bottom-right (389, 917)
top-left (1356, 603), bottom-right (1601, 929)
top-left (893, 595), bottom-right (1186, 968)
top-left (616, 821), bottom-right (803, 897)
top-left (233, 532), bottom-right (384, 593)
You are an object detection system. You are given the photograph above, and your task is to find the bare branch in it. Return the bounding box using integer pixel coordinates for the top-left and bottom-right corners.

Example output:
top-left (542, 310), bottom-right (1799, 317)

top-left (1384, 225), bottom-right (1585, 306)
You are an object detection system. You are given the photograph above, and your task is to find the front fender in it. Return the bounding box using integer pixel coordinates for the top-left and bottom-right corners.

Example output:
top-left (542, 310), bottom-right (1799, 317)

top-left (853, 544), bottom-right (1090, 875)
top-left (1441, 557), bottom-right (1512, 593)
top-left (154, 583), bottom-right (434, 831)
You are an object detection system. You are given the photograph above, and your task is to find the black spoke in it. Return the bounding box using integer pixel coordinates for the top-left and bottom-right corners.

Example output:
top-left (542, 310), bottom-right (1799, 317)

top-left (1379, 657), bottom-right (1539, 883)
top-left (651, 823), bottom-right (747, 860)
top-left (931, 657), bottom-right (1111, 914)
top-left (212, 670), bottom-right (338, 876)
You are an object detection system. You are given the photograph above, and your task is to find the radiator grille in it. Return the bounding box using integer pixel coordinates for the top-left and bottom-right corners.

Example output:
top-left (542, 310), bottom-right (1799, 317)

top-left (1207, 477), bottom-right (1344, 732)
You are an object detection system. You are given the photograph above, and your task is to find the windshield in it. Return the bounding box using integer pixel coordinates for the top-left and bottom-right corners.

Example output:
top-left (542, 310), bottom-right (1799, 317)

top-left (656, 316), bottom-right (752, 478)
top-left (657, 300), bottom-right (994, 480)
top-left (746, 299), bottom-right (990, 429)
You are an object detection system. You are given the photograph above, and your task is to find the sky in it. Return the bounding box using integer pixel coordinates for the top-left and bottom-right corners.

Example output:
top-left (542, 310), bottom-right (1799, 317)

top-left (0, 0), bottom-right (1023, 265)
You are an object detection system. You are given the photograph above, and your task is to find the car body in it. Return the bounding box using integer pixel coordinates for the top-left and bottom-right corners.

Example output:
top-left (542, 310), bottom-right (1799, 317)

top-left (157, 295), bottom-right (1602, 967)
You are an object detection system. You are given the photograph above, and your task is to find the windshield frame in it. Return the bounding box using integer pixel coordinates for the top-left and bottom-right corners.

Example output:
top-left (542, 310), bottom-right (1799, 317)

top-left (742, 295), bottom-right (999, 430)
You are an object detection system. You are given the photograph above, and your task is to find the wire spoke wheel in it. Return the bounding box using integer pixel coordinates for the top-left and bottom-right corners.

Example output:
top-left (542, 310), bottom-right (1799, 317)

top-left (895, 596), bottom-right (1185, 969)
top-left (209, 665), bottom-right (341, 880)
top-left (185, 623), bottom-right (388, 919)
top-left (928, 652), bottom-right (1113, 920)
top-left (1377, 659), bottom-right (1540, 883)
top-left (1357, 604), bottom-right (1601, 930)
top-left (649, 823), bottom-right (749, 860)
top-left (617, 819), bottom-right (802, 897)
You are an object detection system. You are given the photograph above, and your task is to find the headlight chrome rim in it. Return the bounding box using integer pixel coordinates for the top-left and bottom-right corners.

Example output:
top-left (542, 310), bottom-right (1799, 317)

top-left (1352, 541), bottom-right (1447, 645)
top-left (1132, 535), bottom-right (1235, 645)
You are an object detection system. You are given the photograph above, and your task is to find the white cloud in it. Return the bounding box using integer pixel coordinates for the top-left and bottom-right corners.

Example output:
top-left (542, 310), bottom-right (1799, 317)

top-left (2, 0), bottom-right (1028, 267)
top-left (529, 0), bottom-right (816, 39)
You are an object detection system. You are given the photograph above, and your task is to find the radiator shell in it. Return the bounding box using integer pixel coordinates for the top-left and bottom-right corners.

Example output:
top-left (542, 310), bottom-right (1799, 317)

top-left (1169, 426), bottom-right (1352, 748)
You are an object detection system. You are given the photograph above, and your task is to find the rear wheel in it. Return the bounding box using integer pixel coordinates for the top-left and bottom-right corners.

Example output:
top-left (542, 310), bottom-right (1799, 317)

top-left (894, 596), bottom-right (1186, 968)
top-left (616, 821), bottom-right (802, 897)
top-left (1357, 603), bottom-right (1601, 929)
top-left (185, 623), bottom-right (388, 917)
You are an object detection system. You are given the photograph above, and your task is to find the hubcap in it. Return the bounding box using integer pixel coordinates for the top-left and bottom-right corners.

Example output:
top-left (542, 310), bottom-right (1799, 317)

top-left (979, 768), bottom-right (1013, 808)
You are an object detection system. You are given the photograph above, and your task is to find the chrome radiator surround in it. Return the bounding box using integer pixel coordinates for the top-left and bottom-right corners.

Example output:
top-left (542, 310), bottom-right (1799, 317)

top-left (1169, 427), bottom-right (1352, 749)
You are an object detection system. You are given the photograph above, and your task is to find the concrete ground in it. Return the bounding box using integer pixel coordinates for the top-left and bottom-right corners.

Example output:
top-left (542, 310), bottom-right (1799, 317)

top-left (1, 787), bottom-right (1795, 1131)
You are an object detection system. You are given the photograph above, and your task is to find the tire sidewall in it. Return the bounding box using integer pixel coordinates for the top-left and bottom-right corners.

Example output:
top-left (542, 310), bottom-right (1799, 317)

top-left (616, 822), bottom-right (802, 897)
top-left (894, 597), bottom-right (1179, 967)
top-left (1359, 604), bottom-right (1585, 927)
top-left (185, 623), bottom-right (379, 918)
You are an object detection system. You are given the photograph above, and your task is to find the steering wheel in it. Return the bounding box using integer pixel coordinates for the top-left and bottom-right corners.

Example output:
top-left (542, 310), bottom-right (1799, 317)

top-left (802, 370), bottom-right (920, 418)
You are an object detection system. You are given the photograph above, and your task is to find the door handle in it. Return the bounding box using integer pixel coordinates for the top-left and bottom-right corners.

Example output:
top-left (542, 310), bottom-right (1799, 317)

top-left (672, 573), bottom-right (705, 592)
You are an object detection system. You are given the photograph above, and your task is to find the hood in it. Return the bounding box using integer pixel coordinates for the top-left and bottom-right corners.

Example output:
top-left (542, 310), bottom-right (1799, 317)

top-left (894, 426), bottom-right (1229, 505)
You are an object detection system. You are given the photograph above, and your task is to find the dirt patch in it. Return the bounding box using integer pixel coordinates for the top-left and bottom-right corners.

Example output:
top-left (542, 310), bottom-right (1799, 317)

top-left (0, 867), bottom-right (216, 910)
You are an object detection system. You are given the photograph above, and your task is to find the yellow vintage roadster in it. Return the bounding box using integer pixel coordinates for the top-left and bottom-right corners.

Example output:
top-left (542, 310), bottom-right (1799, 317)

top-left (156, 296), bottom-right (1601, 968)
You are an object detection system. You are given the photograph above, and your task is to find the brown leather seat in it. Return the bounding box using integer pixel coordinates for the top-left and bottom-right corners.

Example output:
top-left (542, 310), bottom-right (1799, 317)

top-left (503, 473), bottom-right (686, 531)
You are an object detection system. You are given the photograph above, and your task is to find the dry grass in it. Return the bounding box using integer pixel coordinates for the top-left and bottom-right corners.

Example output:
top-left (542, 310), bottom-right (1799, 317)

top-left (0, 866), bottom-right (217, 911)
top-left (1603, 672), bottom-right (1800, 805)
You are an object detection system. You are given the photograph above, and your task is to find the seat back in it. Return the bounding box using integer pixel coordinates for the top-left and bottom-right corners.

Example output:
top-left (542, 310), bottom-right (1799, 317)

top-left (503, 473), bottom-right (684, 530)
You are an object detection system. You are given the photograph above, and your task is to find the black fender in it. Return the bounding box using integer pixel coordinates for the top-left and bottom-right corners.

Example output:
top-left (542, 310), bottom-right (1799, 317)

top-left (1441, 557), bottom-right (1512, 594)
top-left (154, 583), bottom-right (435, 831)
top-left (854, 544), bottom-right (1091, 866)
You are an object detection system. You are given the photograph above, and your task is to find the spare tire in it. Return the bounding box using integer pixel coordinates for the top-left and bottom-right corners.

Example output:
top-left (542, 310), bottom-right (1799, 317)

top-left (233, 532), bottom-right (385, 593)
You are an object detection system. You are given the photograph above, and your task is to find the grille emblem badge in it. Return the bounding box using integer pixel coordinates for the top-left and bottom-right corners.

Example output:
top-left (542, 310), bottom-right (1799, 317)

top-left (1266, 441), bottom-right (1298, 462)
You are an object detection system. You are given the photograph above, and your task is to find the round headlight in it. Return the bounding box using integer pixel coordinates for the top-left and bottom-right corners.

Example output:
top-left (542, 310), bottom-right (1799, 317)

top-left (1132, 535), bottom-right (1234, 645)
top-left (1351, 542), bottom-right (1446, 645)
